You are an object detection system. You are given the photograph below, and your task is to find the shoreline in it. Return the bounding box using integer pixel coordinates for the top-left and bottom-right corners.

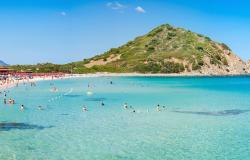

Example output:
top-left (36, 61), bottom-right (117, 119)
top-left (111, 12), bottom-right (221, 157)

top-left (67, 72), bottom-right (250, 78)
top-left (1, 72), bottom-right (249, 91)
top-left (0, 75), bottom-right (70, 91)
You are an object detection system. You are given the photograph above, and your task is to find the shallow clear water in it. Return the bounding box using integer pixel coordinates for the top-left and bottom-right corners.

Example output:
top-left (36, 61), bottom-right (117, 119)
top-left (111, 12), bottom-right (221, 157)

top-left (1, 76), bottom-right (250, 160)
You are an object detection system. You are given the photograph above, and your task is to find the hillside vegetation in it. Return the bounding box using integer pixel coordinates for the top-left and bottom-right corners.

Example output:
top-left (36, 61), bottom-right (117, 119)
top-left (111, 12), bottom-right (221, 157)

top-left (11, 24), bottom-right (248, 74)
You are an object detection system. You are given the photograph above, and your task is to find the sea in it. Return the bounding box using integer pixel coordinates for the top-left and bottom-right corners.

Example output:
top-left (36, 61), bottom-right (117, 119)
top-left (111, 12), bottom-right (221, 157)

top-left (1, 76), bottom-right (250, 160)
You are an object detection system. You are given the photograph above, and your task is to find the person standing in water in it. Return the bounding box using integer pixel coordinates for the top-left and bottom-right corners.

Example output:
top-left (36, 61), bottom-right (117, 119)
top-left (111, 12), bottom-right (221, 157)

top-left (156, 104), bottom-right (161, 112)
top-left (3, 98), bottom-right (7, 104)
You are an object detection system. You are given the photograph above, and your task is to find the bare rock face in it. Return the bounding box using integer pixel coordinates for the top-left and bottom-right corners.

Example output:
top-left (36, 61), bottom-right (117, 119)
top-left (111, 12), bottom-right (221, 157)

top-left (246, 60), bottom-right (250, 74)
top-left (188, 49), bottom-right (248, 75)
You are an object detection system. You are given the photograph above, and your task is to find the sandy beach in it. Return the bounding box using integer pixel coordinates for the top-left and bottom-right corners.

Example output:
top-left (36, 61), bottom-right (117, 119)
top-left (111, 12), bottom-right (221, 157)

top-left (0, 75), bottom-right (67, 91)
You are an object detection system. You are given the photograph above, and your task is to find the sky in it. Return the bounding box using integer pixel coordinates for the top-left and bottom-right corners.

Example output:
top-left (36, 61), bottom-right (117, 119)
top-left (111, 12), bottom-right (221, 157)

top-left (0, 0), bottom-right (250, 65)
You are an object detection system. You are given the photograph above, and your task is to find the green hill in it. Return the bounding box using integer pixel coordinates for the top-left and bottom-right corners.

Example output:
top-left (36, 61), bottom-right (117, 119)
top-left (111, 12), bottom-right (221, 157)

top-left (11, 24), bottom-right (248, 75)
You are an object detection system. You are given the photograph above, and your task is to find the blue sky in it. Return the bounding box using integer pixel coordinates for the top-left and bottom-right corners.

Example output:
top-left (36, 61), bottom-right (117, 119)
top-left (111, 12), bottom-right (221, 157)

top-left (0, 0), bottom-right (250, 65)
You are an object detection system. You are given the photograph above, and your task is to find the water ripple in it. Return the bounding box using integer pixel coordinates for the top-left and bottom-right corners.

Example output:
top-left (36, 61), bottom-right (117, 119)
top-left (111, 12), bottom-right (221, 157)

top-left (0, 122), bottom-right (54, 131)
top-left (173, 109), bottom-right (250, 116)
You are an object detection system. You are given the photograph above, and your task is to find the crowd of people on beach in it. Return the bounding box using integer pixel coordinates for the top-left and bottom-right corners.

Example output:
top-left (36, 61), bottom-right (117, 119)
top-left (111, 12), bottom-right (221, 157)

top-left (1, 73), bottom-right (66, 111)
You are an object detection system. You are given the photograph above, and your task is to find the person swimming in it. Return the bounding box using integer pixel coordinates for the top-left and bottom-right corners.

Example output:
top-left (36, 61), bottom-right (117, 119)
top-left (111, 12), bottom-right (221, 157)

top-left (82, 106), bottom-right (88, 112)
top-left (123, 103), bottom-right (128, 109)
top-left (162, 106), bottom-right (167, 110)
top-left (101, 101), bottom-right (105, 106)
top-left (20, 105), bottom-right (25, 110)
top-left (38, 106), bottom-right (43, 110)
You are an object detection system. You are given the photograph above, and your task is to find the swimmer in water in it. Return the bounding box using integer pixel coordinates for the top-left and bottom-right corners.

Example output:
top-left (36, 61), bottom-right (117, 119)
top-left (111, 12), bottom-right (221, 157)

top-left (156, 104), bottom-right (161, 112)
top-left (123, 103), bottom-right (128, 109)
top-left (20, 105), bottom-right (25, 110)
top-left (38, 106), bottom-right (43, 110)
top-left (101, 101), bottom-right (105, 106)
top-left (8, 98), bottom-right (12, 104)
top-left (162, 106), bottom-right (167, 110)
top-left (82, 106), bottom-right (88, 112)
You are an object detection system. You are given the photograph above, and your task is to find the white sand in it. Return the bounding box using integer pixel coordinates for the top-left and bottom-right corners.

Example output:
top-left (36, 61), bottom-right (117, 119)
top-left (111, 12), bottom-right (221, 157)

top-left (0, 75), bottom-right (68, 91)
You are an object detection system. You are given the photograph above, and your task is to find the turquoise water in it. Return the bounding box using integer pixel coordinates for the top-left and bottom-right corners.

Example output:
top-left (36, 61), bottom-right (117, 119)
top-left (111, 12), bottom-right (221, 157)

top-left (1, 76), bottom-right (250, 160)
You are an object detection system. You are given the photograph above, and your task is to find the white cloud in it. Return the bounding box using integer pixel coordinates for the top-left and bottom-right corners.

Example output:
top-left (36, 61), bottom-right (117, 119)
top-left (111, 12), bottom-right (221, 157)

top-left (106, 1), bottom-right (126, 10)
top-left (135, 6), bottom-right (146, 13)
top-left (60, 12), bottom-right (67, 16)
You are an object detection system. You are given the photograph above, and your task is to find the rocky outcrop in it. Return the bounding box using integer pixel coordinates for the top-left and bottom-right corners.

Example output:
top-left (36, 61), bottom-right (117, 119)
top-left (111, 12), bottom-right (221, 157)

top-left (195, 52), bottom-right (248, 75)
top-left (246, 60), bottom-right (250, 74)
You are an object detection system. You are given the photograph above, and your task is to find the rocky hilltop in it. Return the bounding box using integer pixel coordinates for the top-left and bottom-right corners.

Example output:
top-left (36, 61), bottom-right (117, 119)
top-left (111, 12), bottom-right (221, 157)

top-left (11, 24), bottom-right (250, 75)
top-left (82, 24), bottom-right (248, 75)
